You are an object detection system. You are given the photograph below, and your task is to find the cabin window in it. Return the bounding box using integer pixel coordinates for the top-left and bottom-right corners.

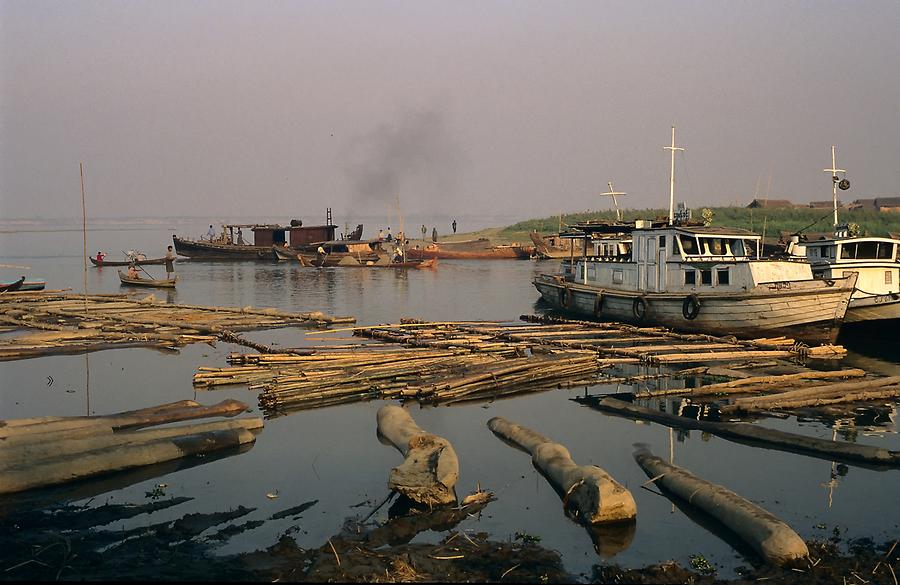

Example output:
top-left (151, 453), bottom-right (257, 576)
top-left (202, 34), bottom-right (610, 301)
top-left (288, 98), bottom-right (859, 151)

top-left (878, 243), bottom-right (895, 259)
top-left (679, 235), bottom-right (699, 255)
top-left (708, 238), bottom-right (725, 255)
top-left (840, 243), bottom-right (854, 259)
top-left (828, 246), bottom-right (836, 259)
top-left (684, 270), bottom-right (696, 285)
top-left (700, 269), bottom-right (712, 285)
top-left (659, 235), bottom-right (666, 248)
top-left (717, 268), bottom-right (730, 285)
top-left (886, 271), bottom-right (893, 285)
top-left (856, 241), bottom-right (879, 259)
top-left (809, 247), bottom-right (819, 258)
top-left (612, 269), bottom-right (624, 284)
top-left (730, 239), bottom-right (746, 256)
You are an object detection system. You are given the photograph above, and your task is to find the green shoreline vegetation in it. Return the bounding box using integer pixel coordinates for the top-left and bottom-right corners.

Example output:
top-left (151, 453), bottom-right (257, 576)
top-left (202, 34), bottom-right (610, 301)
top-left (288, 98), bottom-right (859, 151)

top-left (444, 206), bottom-right (900, 245)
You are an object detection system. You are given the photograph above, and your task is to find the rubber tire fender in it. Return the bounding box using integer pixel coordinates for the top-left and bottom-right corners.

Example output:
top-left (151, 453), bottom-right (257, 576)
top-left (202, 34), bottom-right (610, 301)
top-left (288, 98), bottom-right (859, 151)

top-left (559, 286), bottom-right (572, 309)
top-left (632, 296), bottom-right (647, 322)
top-left (682, 294), bottom-right (701, 320)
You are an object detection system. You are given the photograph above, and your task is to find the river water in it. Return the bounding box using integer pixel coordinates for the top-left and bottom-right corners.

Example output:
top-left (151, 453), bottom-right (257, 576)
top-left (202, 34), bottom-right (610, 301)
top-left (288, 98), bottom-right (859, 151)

top-left (1, 219), bottom-right (898, 580)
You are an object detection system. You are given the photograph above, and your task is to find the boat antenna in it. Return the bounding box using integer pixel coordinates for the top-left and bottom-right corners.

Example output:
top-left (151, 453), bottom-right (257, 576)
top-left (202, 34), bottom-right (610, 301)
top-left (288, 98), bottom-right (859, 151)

top-left (663, 126), bottom-right (685, 225)
top-left (823, 145), bottom-right (849, 228)
top-left (601, 181), bottom-right (627, 221)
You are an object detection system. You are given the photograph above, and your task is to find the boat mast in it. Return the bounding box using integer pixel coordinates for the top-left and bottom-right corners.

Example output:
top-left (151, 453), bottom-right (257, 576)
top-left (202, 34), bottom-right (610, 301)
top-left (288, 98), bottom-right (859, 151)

top-left (823, 145), bottom-right (846, 228)
top-left (601, 181), bottom-right (627, 221)
top-left (664, 126), bottom-right (684, 224)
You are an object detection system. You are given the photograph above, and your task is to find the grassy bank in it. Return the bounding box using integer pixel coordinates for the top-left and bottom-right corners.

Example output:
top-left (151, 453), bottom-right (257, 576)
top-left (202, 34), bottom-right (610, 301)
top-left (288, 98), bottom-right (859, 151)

top-left (443, 207), bottom-right (900, 245)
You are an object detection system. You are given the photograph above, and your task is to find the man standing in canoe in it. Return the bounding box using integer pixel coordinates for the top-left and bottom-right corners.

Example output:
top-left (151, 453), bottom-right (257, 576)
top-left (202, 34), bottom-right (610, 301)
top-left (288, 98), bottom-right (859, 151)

top-left (165, 246), bottom-right (176, 279)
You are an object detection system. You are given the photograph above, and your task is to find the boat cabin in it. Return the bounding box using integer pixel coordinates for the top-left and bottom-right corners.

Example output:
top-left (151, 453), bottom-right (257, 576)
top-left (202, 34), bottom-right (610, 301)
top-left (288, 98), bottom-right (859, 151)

top-left (795, 236), bottom-right (899, 294)
top-left (219, 222), bottom-right (338, 247)
top-left (561, 221), bottom-right (813, 294)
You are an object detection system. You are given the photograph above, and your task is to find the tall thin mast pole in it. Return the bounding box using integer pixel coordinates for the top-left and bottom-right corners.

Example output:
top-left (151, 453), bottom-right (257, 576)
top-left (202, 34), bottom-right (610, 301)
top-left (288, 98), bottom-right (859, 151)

top-left (663, 126), bottom-right (684, 224)
top-left (601, 181), bottom-right (627, 221)
top-left (823, 145), bottom-right (845, 228)
top-left (80, 162), bottom-right (88, 314)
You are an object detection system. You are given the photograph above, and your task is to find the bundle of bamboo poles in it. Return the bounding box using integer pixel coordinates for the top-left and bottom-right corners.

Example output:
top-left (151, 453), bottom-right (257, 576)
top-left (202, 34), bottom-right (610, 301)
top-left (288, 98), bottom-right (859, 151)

top-left (0, 291), bottom-right (355, 360)
top-left (196, 342), bottom-right (609, 414)
top-left (720, 375), bottom-right (900, 414)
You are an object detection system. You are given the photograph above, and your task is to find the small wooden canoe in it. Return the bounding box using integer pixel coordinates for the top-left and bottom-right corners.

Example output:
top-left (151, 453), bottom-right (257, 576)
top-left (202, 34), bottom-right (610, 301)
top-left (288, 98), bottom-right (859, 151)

top-left (0, 277), bottom-right (25, 292)
top-left (118, 270), bottom-right (177, 288)
top-left (91, 256), bottom-right (167, 267)
top-left (19, 281), bottom-right (46, 291)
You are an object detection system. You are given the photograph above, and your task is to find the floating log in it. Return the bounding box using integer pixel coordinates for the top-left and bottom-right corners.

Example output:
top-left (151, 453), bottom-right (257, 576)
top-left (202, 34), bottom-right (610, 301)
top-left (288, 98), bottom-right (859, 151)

top-left (633, 446), bottom-right (808, 565)
top-left (0, 418), bottom-right (264, 470)
top-left (0, 399), bottom-right (248, 439)
top-left (581, 397), bottom-right (900, 467)
top-left (376, 405), bottom-right (459, 506)
top-left (487, 417), bottom-right (635, 525)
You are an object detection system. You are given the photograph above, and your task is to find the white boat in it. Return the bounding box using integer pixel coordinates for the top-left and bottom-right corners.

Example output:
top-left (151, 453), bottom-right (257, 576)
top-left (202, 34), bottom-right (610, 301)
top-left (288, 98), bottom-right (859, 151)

top-left (795, 236), bottom-right (900, 323)
top-left (532, 128), bottom-right (858, 344)
top-left (785, 146), bottom-right (900, 324)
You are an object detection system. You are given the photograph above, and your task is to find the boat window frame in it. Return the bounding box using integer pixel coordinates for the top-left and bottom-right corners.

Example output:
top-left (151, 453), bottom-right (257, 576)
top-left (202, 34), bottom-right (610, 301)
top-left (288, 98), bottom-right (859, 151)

top-left (716, 268), bottom-right (730, 286)
top-left (700, 269), bottom-right (713, 286)
top-left (684, 269), bottom-right (696, 285)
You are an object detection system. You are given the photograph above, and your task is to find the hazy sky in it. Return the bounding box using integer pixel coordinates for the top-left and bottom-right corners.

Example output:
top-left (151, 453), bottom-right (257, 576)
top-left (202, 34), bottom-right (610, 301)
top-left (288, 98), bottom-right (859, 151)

top-left (2, 1), bottom-right (899, 221)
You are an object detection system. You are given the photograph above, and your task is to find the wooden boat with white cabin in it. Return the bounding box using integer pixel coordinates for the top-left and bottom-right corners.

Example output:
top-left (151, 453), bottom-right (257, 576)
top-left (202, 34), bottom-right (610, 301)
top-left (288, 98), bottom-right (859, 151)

top-left (532, 128), bottom-right (857, 344)
top-left (533, 221), bottom-right (857, 343)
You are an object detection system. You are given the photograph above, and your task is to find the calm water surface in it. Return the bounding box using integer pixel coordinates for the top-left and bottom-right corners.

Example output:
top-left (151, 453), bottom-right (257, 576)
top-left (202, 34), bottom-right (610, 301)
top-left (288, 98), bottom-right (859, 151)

top-left (2, 222), bottom-right (898, 580)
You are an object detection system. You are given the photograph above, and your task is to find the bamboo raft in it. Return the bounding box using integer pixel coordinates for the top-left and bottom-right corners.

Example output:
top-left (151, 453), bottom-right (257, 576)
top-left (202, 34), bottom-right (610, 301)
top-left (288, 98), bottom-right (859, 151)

top-left (0, 291), bottom-right (355, 361)
top-left (191, 315), bottom-right (890, 418)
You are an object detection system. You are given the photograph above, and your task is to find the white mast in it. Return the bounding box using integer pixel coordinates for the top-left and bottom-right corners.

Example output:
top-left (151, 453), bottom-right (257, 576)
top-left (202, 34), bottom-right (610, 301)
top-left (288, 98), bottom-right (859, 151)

top-left (663, 126), bottom-right (685, 224)
top-left (601, 181), bottom-right (627, 221)
top-left (823, 145), bottom-right (846, 228)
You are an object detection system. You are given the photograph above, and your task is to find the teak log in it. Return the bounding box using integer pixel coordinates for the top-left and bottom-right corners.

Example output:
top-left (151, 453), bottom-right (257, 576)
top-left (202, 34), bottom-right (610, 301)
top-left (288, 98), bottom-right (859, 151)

top-left (487, 417), bottom-right (636, 525)
top-left (376, 405), bottom-right (459, 506)
top-left (0, 425), bottom-right (259, 494)
top-left (634, 446), bottom-right (808, 565)
top-left (0, 418), bottom-right (264, 470)
top-left (0, 399), bottom-right (248, 439)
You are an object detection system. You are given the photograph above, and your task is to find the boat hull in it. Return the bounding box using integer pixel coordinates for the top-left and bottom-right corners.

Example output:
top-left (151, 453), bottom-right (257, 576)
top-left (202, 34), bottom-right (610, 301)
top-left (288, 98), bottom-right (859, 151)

top-left (118, 271), bottom-right (177, 288)
top-left (532, 274), bottom-right (857, 344)
top-left (90, 257), bottom-right (167, 267)
top-left (407, 246), bottom-right (529, 260)
top-left (844, 294), bottom-right (900, 323)
top-left (172, 236), bottom-right (274, 260)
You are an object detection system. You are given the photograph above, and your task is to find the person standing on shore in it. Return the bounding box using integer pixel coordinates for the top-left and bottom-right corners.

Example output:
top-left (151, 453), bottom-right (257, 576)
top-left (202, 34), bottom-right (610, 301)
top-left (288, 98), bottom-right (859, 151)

top-left (165, 246), bottom-right (176, 279)
top-left (421, 224), bottom-right (427, 240)
top-left (432, 227), bottom-right (438, 242)
top-left (452, 219), bottom-right (457, 234)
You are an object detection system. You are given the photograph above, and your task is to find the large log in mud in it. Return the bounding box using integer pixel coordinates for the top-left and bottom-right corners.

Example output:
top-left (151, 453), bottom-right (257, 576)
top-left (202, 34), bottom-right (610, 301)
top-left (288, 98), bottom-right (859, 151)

top-left (633, 446), bottom-right (808, 565)
top-left (580, 397), bottom-right (900, 467)
top-left (0, 400), bottom-right (262, 495)
top-left (376, 405), bottom-right (459, 506)
top-left (487, 417), bottom-right (636, 524)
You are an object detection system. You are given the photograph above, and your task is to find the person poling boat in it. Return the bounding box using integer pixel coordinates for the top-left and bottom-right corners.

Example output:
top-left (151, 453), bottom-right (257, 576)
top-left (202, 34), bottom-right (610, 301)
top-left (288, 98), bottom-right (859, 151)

top-left (119, 259), bottom-right (177, 289)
